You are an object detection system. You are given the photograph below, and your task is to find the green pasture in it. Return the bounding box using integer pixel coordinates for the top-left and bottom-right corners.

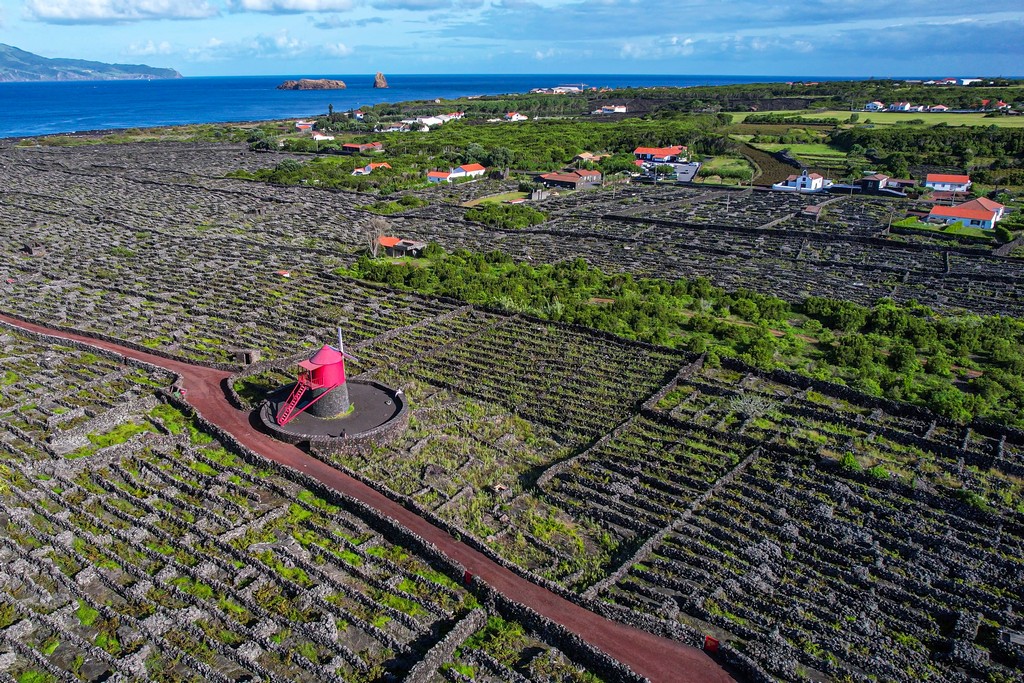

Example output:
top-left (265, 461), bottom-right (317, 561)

top-left (748, 143), bottom-right (846, 157)
top-left (463, 191), bottom-right (529, 207)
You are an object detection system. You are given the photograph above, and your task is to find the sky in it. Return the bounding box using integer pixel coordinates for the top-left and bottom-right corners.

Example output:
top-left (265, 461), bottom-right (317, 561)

top-left (0, 0), bottom-right (1022, 77)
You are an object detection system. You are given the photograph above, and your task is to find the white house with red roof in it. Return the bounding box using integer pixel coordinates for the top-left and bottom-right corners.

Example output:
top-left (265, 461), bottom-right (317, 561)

top-left (925, 173), bottom-right (971, 193)
top-left (927, 197), bottom-right (1006, 230)
top-left (633, 145), bottom-right (687, 163)
top-left (865, 101), bottom-right (885, 111)
top-left (450, 163), bottom-right (487, 179)
top-left (772, 169), bottom-right (833, 193)
top-left (351, 162), bottom-right (392, 176)
top-left (888, 102), bottom-right (914, 112)
top-left (427, 170), bottom-right (452, 183)
top-left (505, 112), bottom-right (528, 122)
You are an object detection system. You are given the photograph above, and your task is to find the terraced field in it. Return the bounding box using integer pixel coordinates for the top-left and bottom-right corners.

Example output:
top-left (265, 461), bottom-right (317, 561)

top-left (2, 138), bottom-right (1023, 682)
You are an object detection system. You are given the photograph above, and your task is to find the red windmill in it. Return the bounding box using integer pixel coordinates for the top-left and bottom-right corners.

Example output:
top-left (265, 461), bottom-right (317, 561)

top-left (276, 329), bottom-right (359, 426)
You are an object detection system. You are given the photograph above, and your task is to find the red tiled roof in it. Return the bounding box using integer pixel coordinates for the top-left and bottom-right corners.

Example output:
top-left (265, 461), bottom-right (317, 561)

top-left (929, 206), bottom-right (995, 221)
top-left (633, 145), bottom-right (686, 157)
top-left (427, 171), bottom-right (450, 178)
top-left (459, 163), bottom-right (486, 172)
top-left (368, 163), bottom-right (391, 170)
top-left (541, 173), bottom-right (582, 183)
top-left (926, 174), bottom-right (971, 184)
top-left (958, 197), bottom-right (1004, 211)
top-left (378, 236), bottom-right (402, 248)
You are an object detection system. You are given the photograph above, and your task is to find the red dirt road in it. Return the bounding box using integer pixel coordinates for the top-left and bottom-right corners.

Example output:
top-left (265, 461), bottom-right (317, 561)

top-left (1, 314), bottom-right (734, 683)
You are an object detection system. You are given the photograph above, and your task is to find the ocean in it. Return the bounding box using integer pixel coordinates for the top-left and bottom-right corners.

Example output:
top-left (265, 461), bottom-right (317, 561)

top-left (1, 73), bottom-right (852, 139)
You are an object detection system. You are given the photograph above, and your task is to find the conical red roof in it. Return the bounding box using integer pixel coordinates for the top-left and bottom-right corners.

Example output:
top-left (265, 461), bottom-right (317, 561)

top-left (309, 344), bottom-right (343, 365)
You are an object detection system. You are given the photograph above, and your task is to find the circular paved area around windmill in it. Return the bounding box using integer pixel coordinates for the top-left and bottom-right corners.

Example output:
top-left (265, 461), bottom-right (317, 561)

top-left (260, 379), bottom-right (404, 440)
top-left (258, 335), bottom-right (407, 445)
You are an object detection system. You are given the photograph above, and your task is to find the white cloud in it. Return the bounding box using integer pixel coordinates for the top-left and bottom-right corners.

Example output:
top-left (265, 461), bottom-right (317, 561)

top-left (249, 29), bottom-right (309, 57)
top-left (127, 39), bottom-right (173, 55)
top-left (669, 36), bottom-right (694, 56)
top-left (324, 41), bottom-right (353, 56)
top-left (372, 0), bottom-right (452, 9)
top-left (312, 14), bottom-right (384, 28)
top-left (228, 0), bottom-right (355, 12)
top-left (25, 0), bottom-right (217, 23)
top-left (534, 47), bottom-right (555, 60)
top-left (183, 28), bottom-right (354, 62)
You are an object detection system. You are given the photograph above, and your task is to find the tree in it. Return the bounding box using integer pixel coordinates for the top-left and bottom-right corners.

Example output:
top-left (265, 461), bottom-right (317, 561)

top-left (487, 146), bottom-right (515, 170)
top-left (655, 164), bottom-right (675, 180)
top-left (247, 129), bottom-right (273, 151)
top-left (464, 143), bottom-right (486, 164)
top-left (364, 216), bottom-right (390, 258)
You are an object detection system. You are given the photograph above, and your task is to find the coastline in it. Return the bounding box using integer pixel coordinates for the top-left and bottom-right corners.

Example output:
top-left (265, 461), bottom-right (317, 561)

top-left (0, 73), bottom-right (874, 139)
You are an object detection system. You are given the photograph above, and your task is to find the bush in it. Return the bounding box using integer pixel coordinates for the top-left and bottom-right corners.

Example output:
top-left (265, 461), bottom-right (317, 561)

top-left (465, 203), bottom-right (548, 229)
top-left (994, 224), bottom-right (1014, 243)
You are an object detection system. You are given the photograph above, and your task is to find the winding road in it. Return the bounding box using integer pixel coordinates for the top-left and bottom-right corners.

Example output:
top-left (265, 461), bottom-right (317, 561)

top-left (0, 313), bottom-right (735, 683)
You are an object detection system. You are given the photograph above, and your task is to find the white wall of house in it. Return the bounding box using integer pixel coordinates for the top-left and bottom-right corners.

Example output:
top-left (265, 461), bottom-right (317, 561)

top-left (925, 181), bottom-right (971, 192)
top-left (936, 215), bottom-right (994, 229)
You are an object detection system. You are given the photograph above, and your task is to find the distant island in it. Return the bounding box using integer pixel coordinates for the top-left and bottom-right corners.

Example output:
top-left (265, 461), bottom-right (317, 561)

top-left (278, 78), bottom-right (347, 91)
top-left (0, 43), bottom-right (181, 82)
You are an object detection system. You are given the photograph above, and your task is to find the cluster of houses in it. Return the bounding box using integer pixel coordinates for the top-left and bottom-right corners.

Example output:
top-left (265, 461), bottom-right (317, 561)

top-left (382, 111), bottom-right (465, 133)
top-left (426, 163), bottom-right (487, 183)
top-left (865, 100), bottom-right (1010, 113)
top-left (529, 85), bottom-right (587, 94)
top-left (775, 168), bottom-right (1009, 231)
top-left (921, 77), bottom-right (984, 86)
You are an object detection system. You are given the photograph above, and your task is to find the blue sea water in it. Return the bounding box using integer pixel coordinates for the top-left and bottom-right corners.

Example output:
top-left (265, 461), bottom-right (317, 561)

top-left (0, 73), bottom-right (853, 139)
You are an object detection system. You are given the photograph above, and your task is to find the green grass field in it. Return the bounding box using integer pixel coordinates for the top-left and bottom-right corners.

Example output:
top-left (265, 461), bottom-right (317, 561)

top-left (731, 110), bottom-right (1024, 128)
top-left (463, 191), bottom-right (529, 207)
top-left (694, 155), bottom-right (754, 185)
top-left (701, 156), bottom-right (755, 173)
top-left (749, 143), bottom-right (846, 156)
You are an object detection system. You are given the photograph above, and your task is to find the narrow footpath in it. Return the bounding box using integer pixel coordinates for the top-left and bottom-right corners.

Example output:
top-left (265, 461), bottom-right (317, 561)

top-left (0, 314), bottom-right (734, 683)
